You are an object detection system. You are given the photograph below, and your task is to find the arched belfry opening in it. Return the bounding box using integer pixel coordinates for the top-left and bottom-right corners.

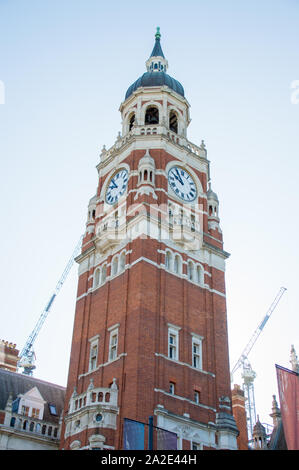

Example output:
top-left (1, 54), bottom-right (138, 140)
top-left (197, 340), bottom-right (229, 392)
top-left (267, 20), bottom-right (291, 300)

top-left (129, 113), bottom-right (135, 131)
top-left (145, 106), bottom-right (159, 125)
top-left (169, 110), bottom-right (178, 133)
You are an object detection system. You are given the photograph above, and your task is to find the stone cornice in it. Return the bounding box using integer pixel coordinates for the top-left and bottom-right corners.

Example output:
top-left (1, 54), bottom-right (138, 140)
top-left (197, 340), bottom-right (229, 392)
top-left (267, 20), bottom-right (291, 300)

top-left (202, 240), bottom-right (230, 259)
top-left (96, 132), bottom-right (209, 174)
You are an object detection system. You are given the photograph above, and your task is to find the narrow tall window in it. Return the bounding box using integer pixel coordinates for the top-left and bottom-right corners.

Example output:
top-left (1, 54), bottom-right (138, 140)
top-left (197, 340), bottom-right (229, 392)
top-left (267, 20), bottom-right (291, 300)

top-left (101, 264), bottom-right (107, 284)
top-left (89, 343), bottom-right (98, 371)
top-left (173, 255), bottom-right (181, 274)
top-left (94, 268), bottom-right (101, 287)
top-left (165, 251), bottom-right (171, 269)
top-left (192, 336), bottom-right (202, 370)
top-left (22, 406), bottom-right (29, 416)
top-left (169, 334), bottom-right (177, 360)
top-left (120, 252), bottom-right (126, 271)
top-left (187, 261), bottom-right (194, 281)
top-left (89, 336), bottom-right (99, 372)
top-left (31, 408), bottom-right (40, 419)
top-left (196, 265), bottom-right (203, 285)
top-left (194, 390), bottom-right (200, 404)
top-left (109, 328), bottom-right (118, 361)
top-left (168, 325), bottom-right (180, 361)
top-left (112, 256), bottom-right (119, 276)
top-left (169, 382), bottom-right (175, 395)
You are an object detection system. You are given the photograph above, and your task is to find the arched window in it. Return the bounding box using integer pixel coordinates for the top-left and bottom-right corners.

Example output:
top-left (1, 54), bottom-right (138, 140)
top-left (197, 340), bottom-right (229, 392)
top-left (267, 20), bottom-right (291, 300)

top-left (145, 106), bottom-right (159, 125)
top-left (10, 417), bottom-right (16, 428)
top-left (196, 265), bottom-right (203, 285)
top-left (120, 252), bottom-right (126, 271)
top-left (187, 261), bottom-right (194, 281)
top-left (112, 256), bottom-right (119, 276)
top-left (129, 113), bottom-right (135, 131)
top-left (94, 268), bottom-right (101, 287)
top-left (23, 420), bottom-right (29, 431)
top-left (169, 110), bottom-right (178, 133)
top-left (165, 251), bottom-right (172, 269)
top-left (29, 422), bottom-right (35, 432)
top-left (173, 255), bottom-right (181, 275)
top-left (101, 264), bottom-right (107, 284)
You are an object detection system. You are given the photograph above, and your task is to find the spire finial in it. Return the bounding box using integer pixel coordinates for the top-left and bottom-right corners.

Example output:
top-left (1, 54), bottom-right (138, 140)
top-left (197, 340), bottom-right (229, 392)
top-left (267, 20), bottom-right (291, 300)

top-left (290, 344), bottom-right (299, 373)
top-left (147, 27), bottom-right (167, 71)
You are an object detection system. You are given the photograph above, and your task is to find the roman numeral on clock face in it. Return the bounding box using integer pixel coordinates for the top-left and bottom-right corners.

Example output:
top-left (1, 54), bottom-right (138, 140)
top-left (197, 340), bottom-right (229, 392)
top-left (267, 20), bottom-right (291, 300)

top-left (106, 169), bottom-right (129, 205)
top-left (168, 166), bottom-right (197, 202)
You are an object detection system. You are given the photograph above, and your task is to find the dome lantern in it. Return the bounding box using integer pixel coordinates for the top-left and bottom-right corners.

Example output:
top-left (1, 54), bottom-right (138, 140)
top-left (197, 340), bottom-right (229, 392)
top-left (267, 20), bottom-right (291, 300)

top-left (125, 28), bottom-right (184, 101)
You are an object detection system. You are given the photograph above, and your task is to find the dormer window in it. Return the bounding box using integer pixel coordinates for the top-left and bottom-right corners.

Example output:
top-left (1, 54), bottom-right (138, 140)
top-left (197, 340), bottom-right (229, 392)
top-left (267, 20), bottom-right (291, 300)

top-left (49, 404), bottom-right (57, 416)
top-left (145, 106), bottom-right (159, 125)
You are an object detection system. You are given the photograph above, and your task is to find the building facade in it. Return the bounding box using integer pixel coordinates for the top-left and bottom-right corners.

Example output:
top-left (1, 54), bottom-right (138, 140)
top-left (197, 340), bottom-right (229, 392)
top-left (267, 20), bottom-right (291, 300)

top-left (0, 344), bottom-right (65, 450)
top-left (60, 29), bottom-right (238, 450)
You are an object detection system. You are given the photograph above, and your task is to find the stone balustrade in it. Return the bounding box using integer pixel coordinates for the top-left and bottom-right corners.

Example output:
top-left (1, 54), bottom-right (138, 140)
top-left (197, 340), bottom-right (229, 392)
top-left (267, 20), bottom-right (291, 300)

top-left (8, 413), bottom-right (60, 439)
top-left (99, 125), bottom-right (207, 163)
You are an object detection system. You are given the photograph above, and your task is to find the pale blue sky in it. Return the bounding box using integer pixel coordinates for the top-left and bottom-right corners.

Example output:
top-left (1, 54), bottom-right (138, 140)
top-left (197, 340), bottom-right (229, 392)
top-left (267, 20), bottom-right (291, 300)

top-left (0, 0), bottom-right (298, 427)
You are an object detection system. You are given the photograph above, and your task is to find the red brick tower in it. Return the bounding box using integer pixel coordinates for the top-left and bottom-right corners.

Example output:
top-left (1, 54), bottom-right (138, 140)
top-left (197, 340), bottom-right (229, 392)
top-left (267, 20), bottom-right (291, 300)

top-left (60, 29), bottom-right (238, 451)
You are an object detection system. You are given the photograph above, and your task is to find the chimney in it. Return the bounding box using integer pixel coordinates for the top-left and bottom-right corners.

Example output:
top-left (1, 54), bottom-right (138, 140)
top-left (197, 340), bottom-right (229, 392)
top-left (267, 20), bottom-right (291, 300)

top-left (0, 340), bottom-right (19, 372)
top-left (231, 384), bottom-right (249, 449)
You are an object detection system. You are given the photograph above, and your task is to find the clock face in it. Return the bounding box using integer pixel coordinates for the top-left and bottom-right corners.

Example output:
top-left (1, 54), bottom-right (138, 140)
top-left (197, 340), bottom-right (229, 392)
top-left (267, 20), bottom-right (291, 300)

top-left (106, 169), bottom-right (128, 205)
top-left (168, 166), bottom-right (197, 202)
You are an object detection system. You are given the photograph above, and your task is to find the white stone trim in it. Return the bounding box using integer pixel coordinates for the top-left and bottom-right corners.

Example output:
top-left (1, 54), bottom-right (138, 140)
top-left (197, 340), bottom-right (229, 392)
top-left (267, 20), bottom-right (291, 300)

top-left (154, 353), bottom-right (215, 378)
top-left (154, 389), bottom-right (216, 412)
top-left (76, 255), bottom-right (226, 300)
top-left (154, 408), bottom-right (217, 450)
top-left (78, 353), bottom-right (127, 380)
top-left (97, 137), bottom-right (208, 178)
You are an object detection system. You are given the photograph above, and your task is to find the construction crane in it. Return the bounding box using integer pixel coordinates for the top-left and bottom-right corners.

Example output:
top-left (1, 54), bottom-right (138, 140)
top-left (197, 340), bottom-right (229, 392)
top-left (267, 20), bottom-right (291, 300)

top-left (18, 235), bottom-right (83, 376)
top-left (230, 286), bottom-right (287, 442)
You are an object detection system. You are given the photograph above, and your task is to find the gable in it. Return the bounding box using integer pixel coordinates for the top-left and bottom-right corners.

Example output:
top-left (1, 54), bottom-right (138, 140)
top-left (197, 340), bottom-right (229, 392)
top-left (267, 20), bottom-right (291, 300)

top-left (22, 386), bottom-right (46, 404)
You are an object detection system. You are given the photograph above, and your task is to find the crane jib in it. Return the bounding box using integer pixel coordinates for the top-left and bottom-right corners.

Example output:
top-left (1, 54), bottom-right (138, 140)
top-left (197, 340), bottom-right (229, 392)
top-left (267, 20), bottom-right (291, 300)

top-left (46, 294), bottom-right (56, 312)
top-left (259, 315), bottom-right (269, 331)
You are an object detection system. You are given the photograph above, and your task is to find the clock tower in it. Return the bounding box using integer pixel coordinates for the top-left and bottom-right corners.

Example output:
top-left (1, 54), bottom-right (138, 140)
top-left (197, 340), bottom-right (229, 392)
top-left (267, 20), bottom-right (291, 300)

top-left (60, 29), bottom-right (238, 451)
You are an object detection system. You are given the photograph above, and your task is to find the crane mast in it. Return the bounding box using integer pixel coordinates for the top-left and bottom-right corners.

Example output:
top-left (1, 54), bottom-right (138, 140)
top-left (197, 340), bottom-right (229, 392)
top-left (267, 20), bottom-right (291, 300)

top-left (231, 286), bottom-right (287, 442)
top-left (18, 235), bottom-right (83, 375)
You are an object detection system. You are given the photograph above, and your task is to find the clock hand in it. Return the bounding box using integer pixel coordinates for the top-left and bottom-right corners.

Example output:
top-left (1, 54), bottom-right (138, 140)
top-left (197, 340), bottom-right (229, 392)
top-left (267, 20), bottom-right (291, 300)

top-left (175, 169), bottom-right (184, 185)
top-left (110, 181), bottom-right (118, 190)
